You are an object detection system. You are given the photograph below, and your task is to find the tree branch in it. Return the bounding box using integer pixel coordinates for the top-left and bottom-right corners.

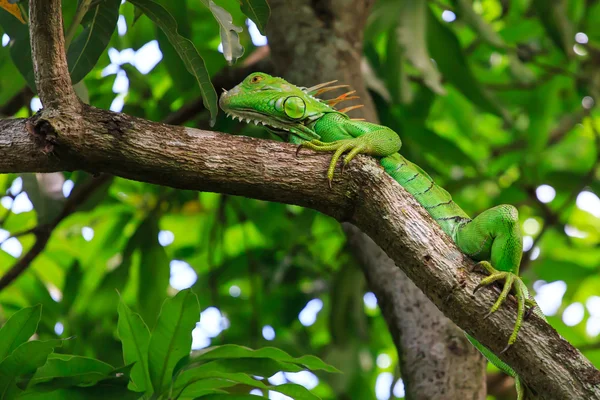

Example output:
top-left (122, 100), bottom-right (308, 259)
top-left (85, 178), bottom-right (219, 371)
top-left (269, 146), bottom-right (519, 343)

top-left (0, 109), bottom-right (598, 399)
top-left (29, 0), bottom-right (79, 110)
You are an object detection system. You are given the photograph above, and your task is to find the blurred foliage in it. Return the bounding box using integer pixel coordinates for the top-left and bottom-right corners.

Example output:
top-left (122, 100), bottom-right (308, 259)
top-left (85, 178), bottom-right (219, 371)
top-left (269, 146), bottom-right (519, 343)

top-left (1, 0), bottom-right (600, 399)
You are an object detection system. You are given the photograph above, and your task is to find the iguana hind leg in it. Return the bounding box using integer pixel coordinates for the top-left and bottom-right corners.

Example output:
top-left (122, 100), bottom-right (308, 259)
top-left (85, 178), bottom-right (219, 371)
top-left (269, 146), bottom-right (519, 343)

top-left (455, 205), bottom-right (532, 350)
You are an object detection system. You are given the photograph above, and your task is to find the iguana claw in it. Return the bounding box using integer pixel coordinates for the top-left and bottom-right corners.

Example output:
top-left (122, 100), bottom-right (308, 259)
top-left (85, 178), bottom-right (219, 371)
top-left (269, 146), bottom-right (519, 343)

top-left (473, 261), bottom-right (531, 349)
top-left (297, 137), bottom-right (368, 188)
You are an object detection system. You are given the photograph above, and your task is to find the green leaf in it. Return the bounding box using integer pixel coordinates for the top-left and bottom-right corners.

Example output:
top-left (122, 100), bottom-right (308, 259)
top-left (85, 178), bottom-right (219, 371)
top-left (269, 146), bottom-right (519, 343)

top-left (21, 173), bottom-right (65, 225)
top-left (117, 299), bottom-right (151, 393)
top-left (136, 216), bottom-right (169, 328)
top-left (28, 355), bottom-right (114, 388)
top-left (239, 0), bottom-right (270, 35)
top-left (147, 288), bottom-right (199, 395)
top-left (16, 382), bottom-right (140, 400)
top-left (174, 369), bottom-right (320, 400)
top-left (199, 0), bottom-right (244, 65)
top-left (67, 0), bottom-right (121, 84)
top-left (196, 395), bottom-right (272, 400)
top-left (532, 0), bottom-right (574, 58)
top-left (450, 0), bottom-right (505, 48)
top-left (0, 340), bottom-right (62, 397)
top-left (0, 305), bottom-right (41, 363)
top-left (397, 0), bottom-right (445, 95)
top-left (426, 7), bottom-right (508, 121)
top-left (129, 0), bottom-right (218, 125)
top-left (195, 345), bottom-right (340, 373)
top-left (0, 7), bottom-right (35, 90)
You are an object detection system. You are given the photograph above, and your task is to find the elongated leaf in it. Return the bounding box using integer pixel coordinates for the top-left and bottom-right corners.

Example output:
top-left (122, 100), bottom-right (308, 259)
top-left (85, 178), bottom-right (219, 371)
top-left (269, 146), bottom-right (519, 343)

top-left (0, 305), bottom-right (41, 363)
top-left (129, 0), bottom-right (218, 124)
top-left (397, 0), bottom-right (445, 95)
top-left (426, 8), bottom-right (508, 121)
top-left (175, 369), bottom-right (320, 400)
top-left (451, 0), bottom-right (505, 48)
top-left (0, 340), bottom-right (62, 397)
top-left (67, 0), bottom-right (121, 84)
top-left (16, 383), bottom-right (140, 400)
top-left (0, 0), bottom-right (24, 23)
top-left (28, 355), bottom-right (114, 388)
top-left (532, 0), bottom-right (574, 58)
top-left (194, 345), bottom-right (339, 373)
top-left (147, 289), bottom-right (199, 395)
top-left (117, 299), bottom-right (151, 393)
top-left (200, 0), bottom-right (244, 65)
top-left (136, 216), bottom-right (169, 329)
top-left (0, 7), bottom-right (35, 90)
top-left (239, 0), bottom-right (270, 35)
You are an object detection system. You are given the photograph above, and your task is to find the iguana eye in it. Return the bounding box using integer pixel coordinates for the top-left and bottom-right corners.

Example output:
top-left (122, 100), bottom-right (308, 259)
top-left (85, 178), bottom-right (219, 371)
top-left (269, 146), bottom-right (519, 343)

top-left (283, 96), bottom-right (306, 119)
top-left (250, 75), bottom-right (263, 83)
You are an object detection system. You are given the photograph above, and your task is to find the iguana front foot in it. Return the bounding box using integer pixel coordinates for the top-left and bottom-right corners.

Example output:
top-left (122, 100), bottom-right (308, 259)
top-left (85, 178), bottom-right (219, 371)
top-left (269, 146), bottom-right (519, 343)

top-left (296, 137), bottom-right (370, 188)
top-left (472, 261), bottom-right (533, 352)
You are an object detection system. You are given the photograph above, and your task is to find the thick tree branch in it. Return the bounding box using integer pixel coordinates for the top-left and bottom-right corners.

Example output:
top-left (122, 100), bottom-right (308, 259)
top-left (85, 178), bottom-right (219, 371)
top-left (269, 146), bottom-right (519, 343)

top-left (29, 0), bottom-right (79, 110)
top-left (0, 109), bottom-right (598, 399)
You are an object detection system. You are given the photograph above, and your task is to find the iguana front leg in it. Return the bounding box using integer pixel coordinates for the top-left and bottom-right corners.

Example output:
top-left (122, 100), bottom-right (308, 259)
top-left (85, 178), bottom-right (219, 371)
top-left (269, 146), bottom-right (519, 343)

top-left (297, 127), bottom-right (401, 187)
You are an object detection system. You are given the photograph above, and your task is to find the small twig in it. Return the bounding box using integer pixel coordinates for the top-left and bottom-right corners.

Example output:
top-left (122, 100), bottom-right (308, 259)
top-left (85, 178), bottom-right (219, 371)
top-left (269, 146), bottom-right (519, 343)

top-left (0, 227), bottom-right (37, 245)
top-left (0, 174), bottom-right (111, 291)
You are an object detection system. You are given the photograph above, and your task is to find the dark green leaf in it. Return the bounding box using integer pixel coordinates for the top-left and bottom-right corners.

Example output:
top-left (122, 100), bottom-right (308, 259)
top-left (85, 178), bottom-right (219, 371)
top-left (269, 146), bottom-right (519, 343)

top-left (129, 0), bottom-right (218, 125)
top-left (66, 0), bottom-right (121, 84)
top-left (117, 299), bottom-right (151, 393)
top-left (147, 289), bottom-right (199, 394)
top-left (532, 0), bottom-right (574, 57)
top-left (136, 215), bottom-right (169, 328)
top-left (175, 367), bottom-right (320, 400)
top-left (239, 0), bottom-right (270, 35)
top-left (0, 7), bottom-right (35, 90)
top-left (0, 304), bottom-right (41, 363)
top-left (426, 7), bottom-right (508, 121)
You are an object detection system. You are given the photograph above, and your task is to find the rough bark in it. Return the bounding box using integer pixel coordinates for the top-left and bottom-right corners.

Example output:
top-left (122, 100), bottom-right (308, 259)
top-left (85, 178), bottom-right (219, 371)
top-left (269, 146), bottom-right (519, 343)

top-left (266, 1), bottom-right (487, 397)
top-left (1, 112), bottom-right (599, 399)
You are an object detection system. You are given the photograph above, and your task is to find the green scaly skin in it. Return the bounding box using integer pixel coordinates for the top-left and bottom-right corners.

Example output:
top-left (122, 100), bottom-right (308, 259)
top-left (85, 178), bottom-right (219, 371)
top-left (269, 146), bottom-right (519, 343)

top-left (219, 72), bottom-right (546, 399)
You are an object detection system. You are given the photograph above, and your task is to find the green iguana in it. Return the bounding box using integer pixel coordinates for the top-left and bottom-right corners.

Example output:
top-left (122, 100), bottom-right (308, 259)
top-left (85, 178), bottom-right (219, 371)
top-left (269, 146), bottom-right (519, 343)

top-left (219, 72), bottom-right (545, 399)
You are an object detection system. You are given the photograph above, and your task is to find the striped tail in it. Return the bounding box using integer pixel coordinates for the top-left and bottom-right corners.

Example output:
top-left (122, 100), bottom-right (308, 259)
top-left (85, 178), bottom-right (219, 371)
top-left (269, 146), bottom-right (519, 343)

top-left (380, 154), bottom-right (470, 237)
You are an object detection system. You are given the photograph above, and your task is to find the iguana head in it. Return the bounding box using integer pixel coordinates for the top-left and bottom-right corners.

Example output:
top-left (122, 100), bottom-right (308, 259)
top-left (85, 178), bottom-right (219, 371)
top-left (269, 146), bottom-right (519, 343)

top-left (219, 72), bottom-right (339, 138)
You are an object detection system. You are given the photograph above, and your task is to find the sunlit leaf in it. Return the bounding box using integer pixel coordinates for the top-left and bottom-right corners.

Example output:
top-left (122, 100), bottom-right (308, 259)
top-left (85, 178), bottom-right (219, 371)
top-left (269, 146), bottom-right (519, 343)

top-left (147, 288), bottom-right (199, 394)
top-left (0, 304), bottom-right (41, 362)
top-left (117, 299), bottom-right (151, 393)
top-left (199, 0), bottom-right (244, 65)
